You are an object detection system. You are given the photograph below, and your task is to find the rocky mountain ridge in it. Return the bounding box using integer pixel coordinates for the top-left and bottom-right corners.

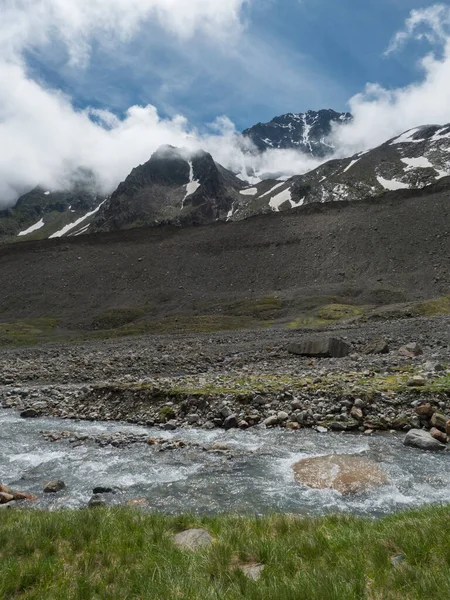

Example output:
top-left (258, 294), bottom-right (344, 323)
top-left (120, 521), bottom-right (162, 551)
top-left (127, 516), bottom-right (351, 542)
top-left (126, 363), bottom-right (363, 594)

top-left (1, 117), bottom-right (449, 241)
top-left (242, 109), bottom-right (352, 156)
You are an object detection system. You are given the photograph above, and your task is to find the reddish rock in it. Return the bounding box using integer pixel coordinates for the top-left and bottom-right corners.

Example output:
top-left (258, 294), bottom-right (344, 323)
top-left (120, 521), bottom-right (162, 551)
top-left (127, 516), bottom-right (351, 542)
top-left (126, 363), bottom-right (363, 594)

top-left (430, 427), bottom-right (448, 445)
top-left (446, 420), bottom-right (450, 437)
top-left (293, 454), bottom-right (389, 495)
top-left (127, 498), bottom-right (149, 507)
top-left (0, 492), bottom-right (14, 504)
top-left (13, 492), bottom-right (38, 502)
top-left (415, 403), bottom-right (434, 418)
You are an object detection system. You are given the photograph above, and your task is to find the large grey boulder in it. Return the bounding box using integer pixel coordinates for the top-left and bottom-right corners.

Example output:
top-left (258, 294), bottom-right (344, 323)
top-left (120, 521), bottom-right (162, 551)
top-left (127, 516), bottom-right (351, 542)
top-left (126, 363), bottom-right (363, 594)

top-left (403, 429), bottom-right (446, 451)
top-left (173, 528), bottom-right (213, 551)
top-left (287, 337), bottom-right (351, 358)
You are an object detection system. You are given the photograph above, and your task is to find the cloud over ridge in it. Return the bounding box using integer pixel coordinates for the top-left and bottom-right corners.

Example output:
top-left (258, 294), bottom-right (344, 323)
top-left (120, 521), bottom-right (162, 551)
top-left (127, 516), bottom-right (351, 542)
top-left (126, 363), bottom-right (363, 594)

top-left (1, 2), bottom-right (450, 206)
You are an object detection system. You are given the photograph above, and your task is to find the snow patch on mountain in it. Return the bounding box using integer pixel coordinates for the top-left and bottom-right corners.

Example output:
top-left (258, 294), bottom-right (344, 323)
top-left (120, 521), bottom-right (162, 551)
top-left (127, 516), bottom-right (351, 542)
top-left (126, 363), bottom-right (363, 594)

top-left (343, 158), bottom-right (360, 173)
top-left (390, 128), bottom-right (423, 145)
top-left (49, 199), bottom-right (107, 238)
top-left (269, 188), bottom-right (291, 211)
top-left (401, 157), bottom-right (433, 169)
top-left (239, 187), bottom-right (258, 196)
top-left (183, 161), bottom-right (201, 204)
top-left (376, 177), bottom-right (410, 191)
top-left (259, 182), bottom-right (286, 199)
top-left (17, 218), bottom-right (45, 237)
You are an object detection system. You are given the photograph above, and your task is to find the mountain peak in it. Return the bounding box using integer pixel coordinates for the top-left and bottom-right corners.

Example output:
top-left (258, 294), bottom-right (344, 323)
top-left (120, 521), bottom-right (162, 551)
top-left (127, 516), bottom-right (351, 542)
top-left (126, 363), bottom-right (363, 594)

top-left (242, 109), bottom-right (352, 156)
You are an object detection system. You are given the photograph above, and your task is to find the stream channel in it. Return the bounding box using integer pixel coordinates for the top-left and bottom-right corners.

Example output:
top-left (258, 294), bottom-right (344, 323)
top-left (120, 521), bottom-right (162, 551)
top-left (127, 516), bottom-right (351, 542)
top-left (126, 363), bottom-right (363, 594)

top-left (1, 410), bottom-right (449, 516)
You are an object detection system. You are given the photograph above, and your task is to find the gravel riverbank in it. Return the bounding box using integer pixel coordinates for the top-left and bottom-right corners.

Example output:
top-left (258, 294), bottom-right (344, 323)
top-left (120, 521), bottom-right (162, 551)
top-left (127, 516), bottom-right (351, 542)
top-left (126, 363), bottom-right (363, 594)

top-left (1, 316), bottom-right (449, 437)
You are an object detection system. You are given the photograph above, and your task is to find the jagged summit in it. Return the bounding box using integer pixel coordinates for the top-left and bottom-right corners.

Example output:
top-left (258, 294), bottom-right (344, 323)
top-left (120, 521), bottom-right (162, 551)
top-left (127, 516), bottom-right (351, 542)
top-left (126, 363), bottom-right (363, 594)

top-left (242, 109), bottom-right (353, 156)
top-left (90, 146), bottom-right (247, 231)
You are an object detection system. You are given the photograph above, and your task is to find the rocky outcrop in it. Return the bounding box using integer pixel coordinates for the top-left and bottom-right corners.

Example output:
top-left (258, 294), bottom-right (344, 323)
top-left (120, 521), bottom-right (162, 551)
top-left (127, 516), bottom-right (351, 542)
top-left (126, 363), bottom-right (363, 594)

top-left (287, 337), bottom-right (351, 358)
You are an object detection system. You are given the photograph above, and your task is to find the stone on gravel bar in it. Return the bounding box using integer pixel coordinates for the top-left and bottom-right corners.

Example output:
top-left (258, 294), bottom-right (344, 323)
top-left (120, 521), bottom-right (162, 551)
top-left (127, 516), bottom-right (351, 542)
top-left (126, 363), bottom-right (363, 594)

top-left (415, 403), bottom-right (434, 418)
top-left (430, 412), bottom-right (449, 432)
top-left (403, 429), bottom-right (446, 451)
top-left (287, 337), bottom-right (351, 358)
top-left (398, 343), bottom-right (423, 357)
top-left (43, 480), bottom-right (66, 493)
top-left (223, 415), bottom-right (239, 430)
top-left (430, 427), bottom-right (448, 444)
top-left (173, 528), bottom-right (213, 551)
top-left (363, 339), bottom-right (389, 355)
top-left (20, 408), bottom-right (39, 418)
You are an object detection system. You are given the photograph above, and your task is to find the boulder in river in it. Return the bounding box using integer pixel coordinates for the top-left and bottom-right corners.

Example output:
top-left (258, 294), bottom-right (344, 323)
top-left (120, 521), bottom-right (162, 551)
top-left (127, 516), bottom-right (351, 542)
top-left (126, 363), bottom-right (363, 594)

top-left (403, 429), bottom-right (447, 451)
top-left (292, 454), bottom-right (389, 495)
top-left (43, 480), bottom-right (66, 493)
top-left (287, 337), bottom-right (351, 358)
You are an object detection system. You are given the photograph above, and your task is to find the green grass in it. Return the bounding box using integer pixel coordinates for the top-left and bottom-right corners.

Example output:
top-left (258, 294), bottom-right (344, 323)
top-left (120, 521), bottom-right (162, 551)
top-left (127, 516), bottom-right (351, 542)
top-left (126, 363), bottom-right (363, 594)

top-left (287, 303), bottom-right (366, 329)
top-left (0, 318), bottom-right (58, 345)
top-left (1, 507), bottom-right (450, 599)
top-left (412, 296), bottom-right (450, 317)
top-left (95, 367), bottom-right (450, 407)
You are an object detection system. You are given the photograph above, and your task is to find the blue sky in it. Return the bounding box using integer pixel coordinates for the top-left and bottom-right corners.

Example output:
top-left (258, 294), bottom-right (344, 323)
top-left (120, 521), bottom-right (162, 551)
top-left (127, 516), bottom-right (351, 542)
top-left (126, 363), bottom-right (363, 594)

top-left (26, 0), bottom-right (438, 131)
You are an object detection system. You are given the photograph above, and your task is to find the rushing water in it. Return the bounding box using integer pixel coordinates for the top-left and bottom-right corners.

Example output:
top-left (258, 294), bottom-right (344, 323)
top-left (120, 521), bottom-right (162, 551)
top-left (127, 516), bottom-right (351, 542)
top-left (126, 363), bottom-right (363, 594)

top-left (1, 409), bottom-right (449, 516)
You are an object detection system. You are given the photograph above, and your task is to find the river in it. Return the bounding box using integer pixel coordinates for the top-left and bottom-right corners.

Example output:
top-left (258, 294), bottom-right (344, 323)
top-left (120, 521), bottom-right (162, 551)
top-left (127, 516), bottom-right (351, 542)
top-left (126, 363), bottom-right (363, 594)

top-left (1, 410), bottom-right (449, 516)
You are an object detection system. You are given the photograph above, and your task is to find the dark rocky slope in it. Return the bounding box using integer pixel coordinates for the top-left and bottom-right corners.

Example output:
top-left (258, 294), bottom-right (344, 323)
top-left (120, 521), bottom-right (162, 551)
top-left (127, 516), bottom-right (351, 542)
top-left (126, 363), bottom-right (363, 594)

top-left (0, 184), bottom-right (448, 331)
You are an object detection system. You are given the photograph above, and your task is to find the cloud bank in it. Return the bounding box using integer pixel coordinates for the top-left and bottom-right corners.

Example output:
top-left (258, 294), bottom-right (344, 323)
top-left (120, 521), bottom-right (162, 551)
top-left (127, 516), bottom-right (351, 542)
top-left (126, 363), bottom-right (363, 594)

top-left (1, 2), bottom-right (450, 206)
top-left (333, 4), bottom-right (450, 155)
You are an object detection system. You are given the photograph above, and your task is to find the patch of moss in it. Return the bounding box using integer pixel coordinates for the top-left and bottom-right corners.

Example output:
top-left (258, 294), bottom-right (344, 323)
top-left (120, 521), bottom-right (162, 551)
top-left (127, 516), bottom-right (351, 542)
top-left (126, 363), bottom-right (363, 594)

top-left (286, 303), bottom-right (365, 329)
top-left (413, 296), bottom-right (450, 317)
top-left (159, 406), bottom-right (175, 421)
top-left (317, 304), bottom-right (364, 321)
top-left (0, 318), bottom-right (58, 346)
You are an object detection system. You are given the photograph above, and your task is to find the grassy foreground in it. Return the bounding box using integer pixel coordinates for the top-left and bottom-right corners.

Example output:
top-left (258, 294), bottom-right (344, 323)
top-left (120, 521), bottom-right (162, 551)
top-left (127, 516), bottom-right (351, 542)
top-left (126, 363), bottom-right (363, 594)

top-left (1, 507), bottom-right (450, 599)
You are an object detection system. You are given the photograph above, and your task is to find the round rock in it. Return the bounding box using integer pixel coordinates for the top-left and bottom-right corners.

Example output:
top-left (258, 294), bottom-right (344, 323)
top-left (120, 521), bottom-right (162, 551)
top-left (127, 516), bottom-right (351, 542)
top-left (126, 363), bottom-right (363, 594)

top-left (292, 454), bottom-right (389, 495)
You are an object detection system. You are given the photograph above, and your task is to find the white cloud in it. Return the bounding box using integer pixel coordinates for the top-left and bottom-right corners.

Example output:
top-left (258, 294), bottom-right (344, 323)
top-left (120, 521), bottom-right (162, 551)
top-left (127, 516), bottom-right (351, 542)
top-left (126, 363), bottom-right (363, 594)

top-left (3, 1), bottom-right (450, 209)
top-left (385, 4), bottom-right (450, 55)
top-left (333, 4), bottom-right (450, 156)
top-left (1, 0), bottom-right (248, 66)
top-left (0, 0), bottom-right (328, 206)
